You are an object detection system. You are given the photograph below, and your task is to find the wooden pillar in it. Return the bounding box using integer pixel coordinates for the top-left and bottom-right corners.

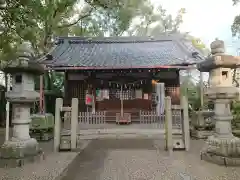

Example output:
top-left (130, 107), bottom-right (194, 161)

top-left (92, 85), bottom-right (96, 113)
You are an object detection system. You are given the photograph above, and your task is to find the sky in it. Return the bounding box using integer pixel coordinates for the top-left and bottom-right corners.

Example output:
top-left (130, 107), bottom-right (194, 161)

top-left (151, 0), bottom-right (240, 55)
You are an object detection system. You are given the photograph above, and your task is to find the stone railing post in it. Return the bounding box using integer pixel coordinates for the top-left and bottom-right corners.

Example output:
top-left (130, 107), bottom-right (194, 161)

top-left (165, 96), bottom-right (173, 153)
top-left (71, 98), bottom-right (79, 150)
top-left (54, 98), bottom-right (63, 152)
top-left (182, 96), bottom-right (190, 151)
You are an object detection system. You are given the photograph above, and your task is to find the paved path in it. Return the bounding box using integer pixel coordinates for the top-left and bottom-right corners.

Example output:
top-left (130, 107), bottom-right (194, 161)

top-left (61, 139), bottom-right (240, 180)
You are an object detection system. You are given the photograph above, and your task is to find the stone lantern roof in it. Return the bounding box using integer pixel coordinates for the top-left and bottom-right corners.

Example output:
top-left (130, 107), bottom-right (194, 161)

top-left (1, 42), bottom-right (44, 75)
top-left (197, 39), bottom-right (240, 72)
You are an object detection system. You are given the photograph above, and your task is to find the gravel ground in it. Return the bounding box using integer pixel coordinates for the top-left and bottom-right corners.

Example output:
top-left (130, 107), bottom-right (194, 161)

top-left (0, 128), bottom-right (90, 180)
top-left (0, 128), bottom-right (240, 180)
top-left (61, 139), bottom-right (240, 180)
top-left (0, 139), bottom-right (91, 180)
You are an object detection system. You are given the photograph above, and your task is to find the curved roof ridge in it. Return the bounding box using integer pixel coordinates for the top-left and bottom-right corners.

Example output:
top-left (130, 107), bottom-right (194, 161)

top-left (41, 34), bottom-right (205, 69)
top-left (56, 34), bottom-right (186, 44)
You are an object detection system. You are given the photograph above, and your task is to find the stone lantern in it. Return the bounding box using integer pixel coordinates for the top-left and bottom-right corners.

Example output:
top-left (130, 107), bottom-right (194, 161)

top-left (0, 42), bottom-right (44, 167)
top-left (198, 39), bottom-right (240, 166)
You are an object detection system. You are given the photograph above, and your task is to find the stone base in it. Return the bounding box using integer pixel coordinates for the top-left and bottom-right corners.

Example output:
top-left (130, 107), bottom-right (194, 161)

top-left (0, 150), bottom-right (44, 168)
top-left (30, 131), bottom-right (53, 141)
top-left (60, 135), bottom-right (71, 151)
top-left (200, 151), bottom-right (240, 166)
top-left (191, 130), bottom-right (214, 139)
top-left (0, 138), bottom-right (44, 168)
top-left (173, 135), bottom-right (185, 150)
top-left (200, 135), bottom-right (240, 166)
top-left (203, 135), bottom-right (240, 156)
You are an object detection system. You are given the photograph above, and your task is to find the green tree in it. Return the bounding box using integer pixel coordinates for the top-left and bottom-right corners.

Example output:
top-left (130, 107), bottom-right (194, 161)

top-left (0, 0), bottom-right (97, 56)
top-left (228, 0), bottom-right (240, 87)
top-left (231, 0), bottom-right (240, 37)
top-left (183, 33), bottom-right (210, 56)
top-left (69, 0), bottom-right (147, 37)
top-left (0, 0), bottom-right (150, 105)
top-left (127, 4), bottom-right (186, 36)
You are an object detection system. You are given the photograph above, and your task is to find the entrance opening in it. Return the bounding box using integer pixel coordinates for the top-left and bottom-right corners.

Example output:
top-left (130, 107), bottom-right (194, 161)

top-left (222, 71), bottom-right (228, 80)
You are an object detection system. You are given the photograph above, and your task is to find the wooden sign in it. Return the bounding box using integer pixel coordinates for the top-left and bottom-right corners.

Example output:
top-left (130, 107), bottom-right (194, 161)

top-left (68, 73), bottom-right (87, 80)
top-left (95, 73), bottom-right (115, 79)
top-left (155, 71), bottom-right (178, 79)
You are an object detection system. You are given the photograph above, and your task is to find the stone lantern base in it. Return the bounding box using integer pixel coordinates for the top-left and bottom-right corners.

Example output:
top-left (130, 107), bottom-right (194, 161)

top-left (200, 135), bottom-right (240, 166)
top-left (0, 138), bottom-right (44, 167)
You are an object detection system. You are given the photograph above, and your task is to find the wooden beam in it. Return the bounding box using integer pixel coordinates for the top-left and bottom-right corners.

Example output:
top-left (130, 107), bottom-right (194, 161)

top-left (45, 65), bottom-right (196, 71)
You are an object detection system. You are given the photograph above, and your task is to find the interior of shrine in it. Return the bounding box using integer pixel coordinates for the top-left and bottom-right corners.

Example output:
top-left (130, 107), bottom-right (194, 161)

top-left (63, 67), bottom-right (181, 121)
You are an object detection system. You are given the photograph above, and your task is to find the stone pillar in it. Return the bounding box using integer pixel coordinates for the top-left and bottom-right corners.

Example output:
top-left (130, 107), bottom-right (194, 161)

top-left (54, 98), bottom-right (63, 152)
top-left (165, 96), bottom-right (173, 153)
top-left (198, 39), bottom-right (240, 166)
top-left (182, 96), bottom-right (190, 151)
top-left (0, 42), bottom-right (45, 167)
top-left (70, 98), bottom-right (78, 150)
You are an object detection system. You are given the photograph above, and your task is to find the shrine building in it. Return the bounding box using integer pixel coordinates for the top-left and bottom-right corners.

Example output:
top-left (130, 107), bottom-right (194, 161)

top-left (41, 35), bottom-right (204, 121)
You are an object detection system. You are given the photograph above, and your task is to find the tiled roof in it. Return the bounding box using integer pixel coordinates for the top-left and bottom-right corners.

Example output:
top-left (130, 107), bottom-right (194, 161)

top-left (41, 35), bottom-right (205, 69)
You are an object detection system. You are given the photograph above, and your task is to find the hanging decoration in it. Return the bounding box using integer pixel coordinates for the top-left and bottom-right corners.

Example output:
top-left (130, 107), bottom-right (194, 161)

top-left (106, 79), bottom-right (147, 89)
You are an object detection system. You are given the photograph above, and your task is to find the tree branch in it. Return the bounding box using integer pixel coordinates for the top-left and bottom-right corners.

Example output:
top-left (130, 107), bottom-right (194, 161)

top-left (0, 0), bottom-right (6, 9)
top-left (57, 8), bottom-right (93, 28)
top-left (233, 0), bottom-right (240, 5)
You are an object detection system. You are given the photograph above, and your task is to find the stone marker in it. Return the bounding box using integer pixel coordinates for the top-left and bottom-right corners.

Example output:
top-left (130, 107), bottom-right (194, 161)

top-left (191, 110), bottom-right (214, 139)
top-left (198, 39), bottom-right (240, 166)
top-left (0, 42), bottom-right (45, 167)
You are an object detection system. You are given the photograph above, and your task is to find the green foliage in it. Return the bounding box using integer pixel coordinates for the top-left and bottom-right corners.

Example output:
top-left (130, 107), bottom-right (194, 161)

top-left (0, 0), bottom-right (207, 115)
top-left (0, 0), bottom-right (94, 55)
top-left (183, 33), bottom-right (210, 56)
top-left (231, 15), bottom-right (240, 38)
top-left (232, 101), bottom-right (240, 126)
top-left (180, 75), bottom-right (201, 111)
top-left (231, 0), bottom-right (240, 37)
top-left (128, 4), bottom-right (186, 36)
